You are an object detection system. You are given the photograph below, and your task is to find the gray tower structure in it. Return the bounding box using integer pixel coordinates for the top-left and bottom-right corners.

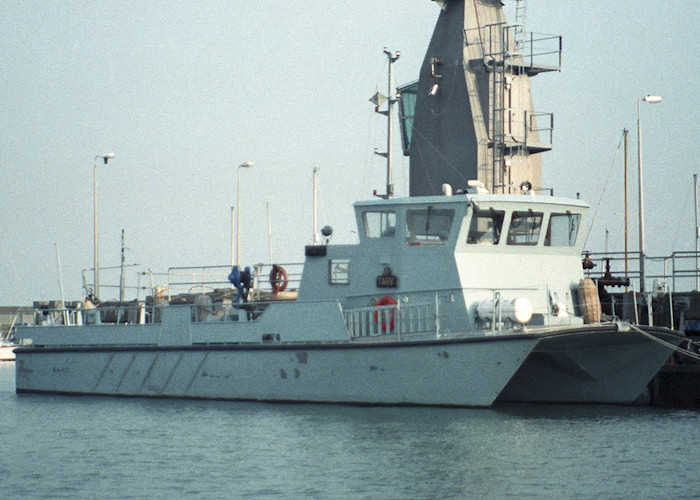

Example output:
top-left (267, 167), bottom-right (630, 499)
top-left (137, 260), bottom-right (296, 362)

top-left (399, 0), bottom-right (561, 195)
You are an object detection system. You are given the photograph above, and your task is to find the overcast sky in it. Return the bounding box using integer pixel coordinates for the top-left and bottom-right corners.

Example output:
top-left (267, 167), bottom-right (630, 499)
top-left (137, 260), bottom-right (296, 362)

top-left (1, 1), bottom-right (698, 305)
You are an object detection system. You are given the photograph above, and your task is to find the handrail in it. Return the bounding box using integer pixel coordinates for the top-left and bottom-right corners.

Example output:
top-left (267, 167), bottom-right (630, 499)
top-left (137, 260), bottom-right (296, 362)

top-left (18, 297), bottom-right (314, 329)
top-left (81, 264), bottom-right (153, 300)
top-left (464, 24), bottom-right (561, 71)
top-left (583, 250), bottom-right (700, 293)
top-left (19, 303), bottom-right (160, 327)
top-left (166, 262), bottom-right (304, 301)
top-left (344, 301), bottom-right (436, 339)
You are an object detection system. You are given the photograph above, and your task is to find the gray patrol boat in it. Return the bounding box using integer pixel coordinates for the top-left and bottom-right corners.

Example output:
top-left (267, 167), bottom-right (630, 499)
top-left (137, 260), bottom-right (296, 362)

top-left (13, 188), bottom-right (684, 406)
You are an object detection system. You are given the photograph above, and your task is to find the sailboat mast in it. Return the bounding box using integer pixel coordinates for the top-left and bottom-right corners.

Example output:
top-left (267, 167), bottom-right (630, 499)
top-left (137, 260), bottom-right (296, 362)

top-left (372, 49), bottom-right (400, 199)
top-left (623, 128), bottom-right (629, 282)
top-left (120, 229), bottom-right (126, 302)
top-left (695, 173), bottom-right (699, 290)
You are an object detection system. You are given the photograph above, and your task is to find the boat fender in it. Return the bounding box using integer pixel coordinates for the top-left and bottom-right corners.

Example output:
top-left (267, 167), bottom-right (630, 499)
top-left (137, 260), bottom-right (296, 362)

top-left (374, 295), bottom-right (396, 332)
top-left (270, 265), bottom-right (289, 294)
top-left (577, 278), bottom-right (601, 324)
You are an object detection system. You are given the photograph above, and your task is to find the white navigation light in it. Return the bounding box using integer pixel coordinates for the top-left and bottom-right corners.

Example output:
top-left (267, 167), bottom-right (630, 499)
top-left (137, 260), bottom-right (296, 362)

top-left (642, 95), bottom-right (662, 104)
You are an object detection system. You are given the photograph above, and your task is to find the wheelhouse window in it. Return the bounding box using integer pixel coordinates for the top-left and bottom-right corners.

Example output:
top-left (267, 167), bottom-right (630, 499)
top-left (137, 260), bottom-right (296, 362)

top-left (363, 211), bottom-right (396, 238)
top-left (545, 212), bottom-right (581, 247)
top-left (406, 207), bottom-right (454, 245)
top-left (329, 259), bottom-right (350, 285)
top-left (467, 208), bottom-right (505, 245)
top-left (507, 211), bottom-right (543, 246)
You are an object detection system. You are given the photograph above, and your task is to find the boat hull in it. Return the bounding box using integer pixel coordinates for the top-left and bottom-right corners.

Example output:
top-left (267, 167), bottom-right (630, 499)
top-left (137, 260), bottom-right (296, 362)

top-left (15, 336), bottom-right (537, 407)
top-left (496, 325), bottom-right (685, 404)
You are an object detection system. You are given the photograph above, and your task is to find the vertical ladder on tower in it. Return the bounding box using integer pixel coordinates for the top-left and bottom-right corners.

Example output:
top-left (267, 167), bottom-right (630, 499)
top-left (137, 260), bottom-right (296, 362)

top-left (492, 0), bottom-right (529, 193)
top-left (510, 0), bottom-right (528, 185)
top-left (514, 0), bottom-right (528, 42)
top-left (489, 23), bottom-right (507, 193)
top-left (477, 1), bottom-right (557, 193)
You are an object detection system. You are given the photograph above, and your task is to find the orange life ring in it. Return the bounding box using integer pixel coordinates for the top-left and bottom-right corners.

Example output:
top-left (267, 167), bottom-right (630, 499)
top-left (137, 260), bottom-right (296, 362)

top-left (269, 265), bottom-right (289, 294)
top-left (374, 295), bottom-right (396, 332)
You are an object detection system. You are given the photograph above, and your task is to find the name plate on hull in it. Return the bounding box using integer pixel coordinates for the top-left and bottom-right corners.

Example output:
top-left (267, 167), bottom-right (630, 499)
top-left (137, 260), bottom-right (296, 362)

top-left (376, 267), bottom-right (398, 288)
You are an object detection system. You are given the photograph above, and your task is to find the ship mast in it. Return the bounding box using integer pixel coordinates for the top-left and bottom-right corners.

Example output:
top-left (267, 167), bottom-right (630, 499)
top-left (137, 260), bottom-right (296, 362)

top-left (312, 167), bottom-right (320, 244)
top-left (371, 48), bottom-right (400, 199)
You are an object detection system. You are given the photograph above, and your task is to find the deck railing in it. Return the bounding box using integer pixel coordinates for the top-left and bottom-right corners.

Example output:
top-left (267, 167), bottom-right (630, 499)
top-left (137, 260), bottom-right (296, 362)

top-left (165, 262), bottom-right (303, 300)
top-left (19, 303), bottom-right (162, 327)
top-left (583, 250), bottom-right (700, 294)
top-left (464, 24), bottom-right (562, 71)
top-left (344, 301), bottom-right (438, 339)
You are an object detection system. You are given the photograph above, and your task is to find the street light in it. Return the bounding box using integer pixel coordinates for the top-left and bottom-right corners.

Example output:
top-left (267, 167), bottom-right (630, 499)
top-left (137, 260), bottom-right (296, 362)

top-left (236, 161), bottom-right (254, 266)
top-left (93, 152), bottom-right (115, 300)
top-left (637, 95), bottom-right (662, 293)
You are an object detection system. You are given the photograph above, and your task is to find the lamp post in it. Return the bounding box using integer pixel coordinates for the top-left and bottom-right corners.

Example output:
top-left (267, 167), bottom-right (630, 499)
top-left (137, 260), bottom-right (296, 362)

top-left (637, 95), bottom-right (662, 293)
top-left (93, 152), bottom-right (115, 300)
top-left (236, 161), bottom-right (254, 266)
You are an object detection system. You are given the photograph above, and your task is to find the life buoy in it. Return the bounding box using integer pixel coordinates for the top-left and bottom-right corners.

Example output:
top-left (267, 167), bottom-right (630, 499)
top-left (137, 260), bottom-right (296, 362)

top-left (269, 265), bottom-right (289, 294)
top-left (373, 295), bottom-right (396, 332)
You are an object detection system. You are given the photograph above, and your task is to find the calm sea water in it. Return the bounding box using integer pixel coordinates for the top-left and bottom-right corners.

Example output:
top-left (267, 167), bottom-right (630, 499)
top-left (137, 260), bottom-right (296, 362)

top-left (0, 363), bottom-right (698, 499)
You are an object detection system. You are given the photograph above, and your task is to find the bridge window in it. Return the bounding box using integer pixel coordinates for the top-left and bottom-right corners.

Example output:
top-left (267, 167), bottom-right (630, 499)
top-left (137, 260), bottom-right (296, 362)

top-left (406, 207), bottom-right (454, 245)
top-left (363, 211), bottom-right (396, 238)
top-left (397, 81), bottom-right (418, 155)
top-left (507, 211), bottom-right (543, 246)
top-left (467, 208), bottom-right (505, 245)
top-left (545, 213), bottom-right (581, 247)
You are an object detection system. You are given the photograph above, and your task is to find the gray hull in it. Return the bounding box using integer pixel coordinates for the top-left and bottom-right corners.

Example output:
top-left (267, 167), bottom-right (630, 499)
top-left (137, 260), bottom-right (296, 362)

top-left (15, 336), bottom-right (537, 407)
top-left (496, 325), bottom-right (684, 404)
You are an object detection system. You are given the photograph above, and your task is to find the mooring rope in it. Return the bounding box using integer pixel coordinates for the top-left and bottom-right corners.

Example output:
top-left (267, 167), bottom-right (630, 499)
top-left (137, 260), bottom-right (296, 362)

top-left (624, 322), bottom-right (700, 361)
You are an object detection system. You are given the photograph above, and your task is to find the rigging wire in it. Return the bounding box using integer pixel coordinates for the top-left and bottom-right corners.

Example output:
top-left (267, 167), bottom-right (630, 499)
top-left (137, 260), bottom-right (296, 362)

top-left (670, 180), bottom-right (693, 250)
top-left (583, 131), bottom-right (625, 248)
top-left (410, 123), bottom-right (470, 183)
